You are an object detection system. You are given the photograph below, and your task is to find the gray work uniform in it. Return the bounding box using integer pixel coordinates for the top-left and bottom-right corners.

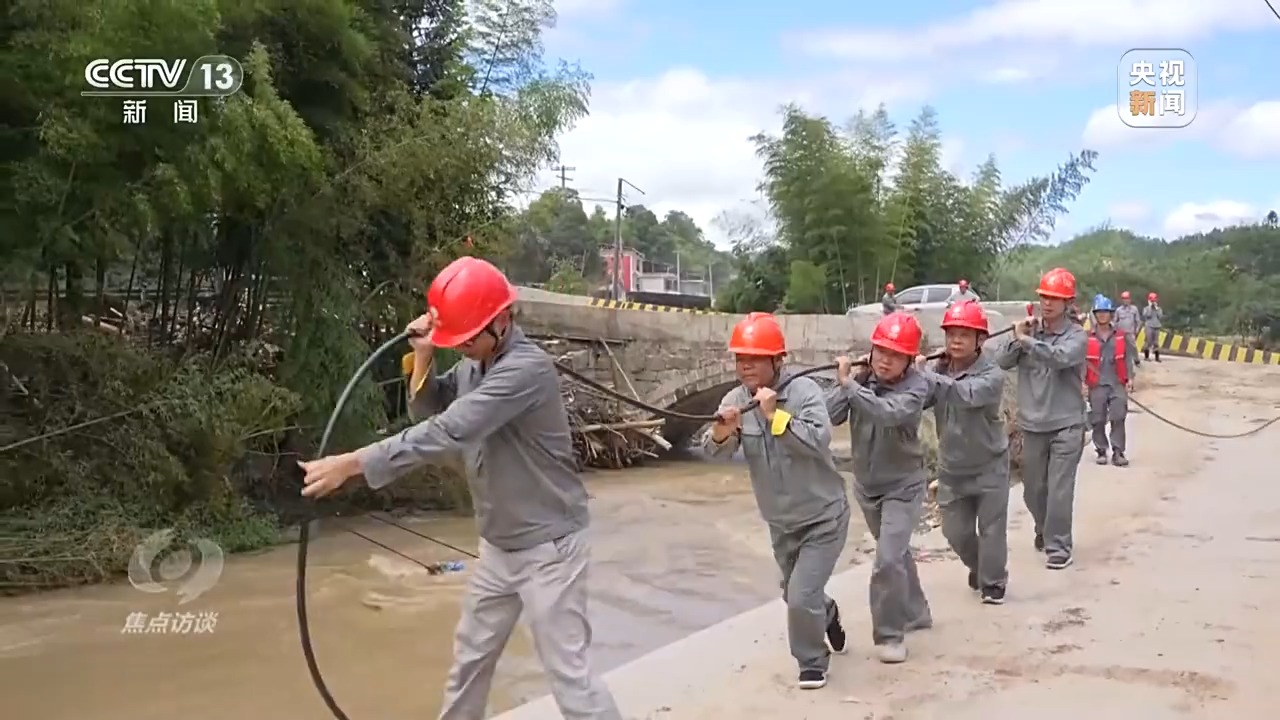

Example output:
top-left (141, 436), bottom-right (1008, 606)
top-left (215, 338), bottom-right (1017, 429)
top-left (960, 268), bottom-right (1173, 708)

top-left (995, 320), bottom-right (1087, 561)
top-left (360, 325), bottom-right (621, 720)
top-left (826, 369), bottom-right (933, 646)
top-left (703, 369), bottom-right (850, 674)
top-left (1141, 304), bottom-right (1163, 359)
top-left (1113, 303), bottom-right (1141, 335)
top-left (945, 288), bottom-right (980, 306)
top-left (1086, 328), bottom-right (1137, 456)
top-left (882, 292), bottom-right (896, 315)
top-left (922, 353), bottom-right (1010, 590)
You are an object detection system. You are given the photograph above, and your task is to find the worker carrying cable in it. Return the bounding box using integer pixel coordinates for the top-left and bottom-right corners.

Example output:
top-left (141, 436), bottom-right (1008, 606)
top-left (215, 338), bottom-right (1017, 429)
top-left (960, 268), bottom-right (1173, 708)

top-left (702, 312), bottom-right (850, 691)
top-left (826, 311), bottom-right (933, 665)
top-left (996, 267), bottom-right (1087, 571)
top-left (1085, 295), bottom-right (1137, 467)
top-left (297, 256), bottom-right (622, 720)
top-left (915, 300), bottom-right (1010, 605)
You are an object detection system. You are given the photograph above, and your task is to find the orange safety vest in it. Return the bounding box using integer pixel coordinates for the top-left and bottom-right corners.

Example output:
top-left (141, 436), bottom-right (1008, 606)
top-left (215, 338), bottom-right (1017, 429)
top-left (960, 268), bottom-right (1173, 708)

top-left (1085, 329), bottom-right (1128, 387)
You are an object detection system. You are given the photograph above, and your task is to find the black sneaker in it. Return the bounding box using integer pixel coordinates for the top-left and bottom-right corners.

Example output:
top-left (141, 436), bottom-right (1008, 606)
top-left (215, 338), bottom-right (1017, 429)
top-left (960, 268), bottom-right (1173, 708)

top-left (825, 602), bottom-right (847, 654)
top-left (798, 669), bottom-right (827, 689)
top-left (1034, 533), bottom-right (1045, 552)
top-left (1095, 450), bottom-right (1108, 465)
top-left (981, 585), bottom-right (1006, 605)
top-left (1112, 452), bottom-right (1129, 467)
top-left (967, 570), bottom-right (979, 591)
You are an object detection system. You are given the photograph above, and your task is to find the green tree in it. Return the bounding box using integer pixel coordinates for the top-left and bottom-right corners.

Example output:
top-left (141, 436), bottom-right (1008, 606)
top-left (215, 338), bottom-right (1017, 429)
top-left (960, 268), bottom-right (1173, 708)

top-left (715, 103), bottom-right (1099, 313)
top-left (0, 0), bottom-right (593, 588)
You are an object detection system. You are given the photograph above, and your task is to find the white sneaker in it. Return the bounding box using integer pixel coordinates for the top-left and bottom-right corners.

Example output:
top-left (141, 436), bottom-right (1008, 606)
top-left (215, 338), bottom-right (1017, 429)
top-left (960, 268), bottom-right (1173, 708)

top-left (877, 642), bottom-right (908, 664)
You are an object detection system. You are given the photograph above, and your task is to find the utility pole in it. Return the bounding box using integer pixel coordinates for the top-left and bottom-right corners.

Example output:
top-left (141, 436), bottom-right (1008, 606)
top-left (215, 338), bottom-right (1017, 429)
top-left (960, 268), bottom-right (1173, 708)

top-left (612, 177), bottom-right (645, 300)
top-left (553, 165), bottom-right (576, 190)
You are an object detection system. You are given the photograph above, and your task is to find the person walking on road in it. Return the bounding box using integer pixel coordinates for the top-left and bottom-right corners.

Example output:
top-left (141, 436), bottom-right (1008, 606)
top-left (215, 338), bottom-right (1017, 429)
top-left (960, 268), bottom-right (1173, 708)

top-left (1085, 296), bottom-right (1136, 467)
top-left (703, 312), bottom-right (851, 690)
top-left (944, 279), bottom-right (979, 307)
top-left (915, 301), bottom-right (1010, 605)
top-left (297, 256), bottom-right (622, 720)
top-left (881, 283), bottom-right (897, 315)
top-left (1114, 291), bottom-right (1142, 366)
top-left (1142, 292), bottom-right (1164, 362)
top-left (827, 312), bottom-right (933, 664)
top-left (996, 267), bottom-right (1088, 571)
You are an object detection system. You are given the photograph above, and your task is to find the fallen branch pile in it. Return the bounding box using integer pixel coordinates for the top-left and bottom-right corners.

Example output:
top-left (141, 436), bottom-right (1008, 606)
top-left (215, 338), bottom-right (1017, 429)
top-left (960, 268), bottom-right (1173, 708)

top-left (560, 382), bottom-right (668, 469)
top-left (542, 339), bottom-right (670, 470)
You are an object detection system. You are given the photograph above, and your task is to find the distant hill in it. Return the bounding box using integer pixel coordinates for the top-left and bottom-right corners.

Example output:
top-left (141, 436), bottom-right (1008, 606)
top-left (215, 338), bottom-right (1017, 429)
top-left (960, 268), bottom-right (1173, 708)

top-left (991, 223), bottom-right (1280, 346)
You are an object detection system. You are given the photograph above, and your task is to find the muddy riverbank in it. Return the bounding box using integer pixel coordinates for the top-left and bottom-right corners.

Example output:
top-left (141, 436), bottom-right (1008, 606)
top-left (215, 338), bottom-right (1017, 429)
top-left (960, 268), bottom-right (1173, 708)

top-left (0, 455), bottom-right (881, 720)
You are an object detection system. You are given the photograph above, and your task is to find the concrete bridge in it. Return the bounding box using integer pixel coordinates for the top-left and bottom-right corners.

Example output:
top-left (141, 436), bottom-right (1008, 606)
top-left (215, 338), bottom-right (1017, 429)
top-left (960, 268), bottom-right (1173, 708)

top-left (515, 288), bottom-right (1008, 447)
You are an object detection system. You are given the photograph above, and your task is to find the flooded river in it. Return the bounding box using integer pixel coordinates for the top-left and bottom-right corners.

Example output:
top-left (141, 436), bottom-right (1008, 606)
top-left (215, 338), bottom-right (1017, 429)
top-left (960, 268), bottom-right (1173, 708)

top-left (1, 455), bottom-right (873, 720)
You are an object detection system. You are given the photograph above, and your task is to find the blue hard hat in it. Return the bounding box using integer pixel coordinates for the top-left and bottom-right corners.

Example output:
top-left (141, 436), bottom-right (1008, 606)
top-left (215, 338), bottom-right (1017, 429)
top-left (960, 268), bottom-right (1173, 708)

top-left (1093, 295), bottom-right (1114, 312)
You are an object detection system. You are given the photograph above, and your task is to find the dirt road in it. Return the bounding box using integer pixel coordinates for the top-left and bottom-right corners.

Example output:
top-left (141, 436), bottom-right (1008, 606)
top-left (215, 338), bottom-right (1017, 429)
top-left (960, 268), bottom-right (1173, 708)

top-left (499, 356), bottom-right (1280, 719)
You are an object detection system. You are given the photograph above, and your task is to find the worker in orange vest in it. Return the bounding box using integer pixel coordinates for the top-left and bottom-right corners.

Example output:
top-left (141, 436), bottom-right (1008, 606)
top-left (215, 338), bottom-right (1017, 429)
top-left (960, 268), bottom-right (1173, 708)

top-left (1086, 296), bottom-right (1136, 466)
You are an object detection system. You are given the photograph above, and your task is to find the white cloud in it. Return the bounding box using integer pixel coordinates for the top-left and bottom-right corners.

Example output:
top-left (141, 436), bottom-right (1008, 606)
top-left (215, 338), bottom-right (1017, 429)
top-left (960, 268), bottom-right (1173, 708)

top-left (1080, 101), bottom-right (1238, 150)
top-left (1218, 101), bottom-right (1280, 159)
top-left (789, 0), bottom-right (1263, 61)
top-left (1108, 201), bottom-right (1151, 226)
top-left (536, 68), bottom-right (934, 247)
top-left (1162, 200), bottom-right (1259, 237)
top-left (982, 67), bottom-right (1034, 84)
top-left (553, 0), bottom-right (622, 16)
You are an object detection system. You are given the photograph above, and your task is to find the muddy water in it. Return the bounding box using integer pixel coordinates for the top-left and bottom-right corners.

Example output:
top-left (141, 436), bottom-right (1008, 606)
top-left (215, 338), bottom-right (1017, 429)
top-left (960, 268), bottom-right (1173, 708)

top-left (0, 457), bottom-right (873, 720)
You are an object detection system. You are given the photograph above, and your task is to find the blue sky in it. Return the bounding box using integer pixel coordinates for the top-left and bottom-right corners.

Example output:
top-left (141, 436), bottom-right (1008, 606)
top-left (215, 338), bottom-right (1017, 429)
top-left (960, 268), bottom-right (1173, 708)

top-left (533, 0), bottom-right (1280, 247)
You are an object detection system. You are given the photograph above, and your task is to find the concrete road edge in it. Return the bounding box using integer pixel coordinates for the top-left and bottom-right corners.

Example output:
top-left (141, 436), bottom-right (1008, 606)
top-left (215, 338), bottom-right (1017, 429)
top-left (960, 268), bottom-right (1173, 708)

top-left (491, 560), bottom-right (879, 719)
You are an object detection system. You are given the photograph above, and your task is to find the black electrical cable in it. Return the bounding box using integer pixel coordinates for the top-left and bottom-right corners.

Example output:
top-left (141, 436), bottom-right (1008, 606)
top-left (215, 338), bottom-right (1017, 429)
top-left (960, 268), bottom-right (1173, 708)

top-left (297, 331), bottom-right (411, 720)
top-left (308, 319), bottom-right (1280, 720)
top-left (295, 321), bottom-right (1020, 719)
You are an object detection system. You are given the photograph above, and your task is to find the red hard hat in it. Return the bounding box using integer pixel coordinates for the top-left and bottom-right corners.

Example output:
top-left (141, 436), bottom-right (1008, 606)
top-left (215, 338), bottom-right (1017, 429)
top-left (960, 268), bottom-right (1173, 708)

top-left (941, 300), bottom-right (988, 333)
top-left (871, 312), bottom-right (922, 356)
top-left (1037, 267), bottom-right (1077, 299)
top-left (728, 312), bottom-right (786, 356)
top-left (958, 279), bottom-right (969, 290)
top-left (1120, 291), bottom-right (1131, 300)
top-left (885, 282), bottom-right (895, 292)
top-left (426, 256), bottom-right (519, 348)
top-left (1148, 292), bottom-right (1158, 302)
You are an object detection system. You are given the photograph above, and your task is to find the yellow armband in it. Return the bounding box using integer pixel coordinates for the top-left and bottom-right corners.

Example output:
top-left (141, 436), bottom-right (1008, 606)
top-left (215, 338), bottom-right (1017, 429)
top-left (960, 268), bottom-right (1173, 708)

top-left (770, 409), bottom-right (792, 436)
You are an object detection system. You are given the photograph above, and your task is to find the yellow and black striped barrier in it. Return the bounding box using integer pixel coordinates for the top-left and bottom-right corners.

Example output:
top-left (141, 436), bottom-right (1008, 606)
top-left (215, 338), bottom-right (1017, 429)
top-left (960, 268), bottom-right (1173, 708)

top-left (587, 298), bottom-right (723, 315)
top-left (1082, 321), bottom-right (1279, 365)
top-left (1154, 329), bottom-right (1279, 364)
